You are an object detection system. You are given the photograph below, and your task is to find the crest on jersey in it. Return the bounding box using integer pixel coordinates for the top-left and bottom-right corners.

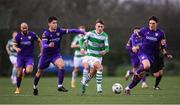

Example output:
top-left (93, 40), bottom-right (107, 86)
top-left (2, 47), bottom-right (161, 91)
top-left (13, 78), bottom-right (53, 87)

top-left (142, 56), bottom-right (145, 59)
top-left (155, 33), bottom-right (158, 36)
top-left (56, 33), bottom-right (60, 36)
top-left (21, 37), bottom-right (23, 40)
top-left (28, 36), bottom-right (31, 39)
top-left (50, 34), bottom-right (53, 37)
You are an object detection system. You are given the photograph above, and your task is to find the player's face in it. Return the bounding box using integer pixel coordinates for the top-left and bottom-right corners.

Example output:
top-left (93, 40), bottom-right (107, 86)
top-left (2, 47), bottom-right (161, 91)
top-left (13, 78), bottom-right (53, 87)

top-left (95, 23), bottom-right (104, 34)
top-left (20, 23), bottom-right (28, 34)
top-left (48, 20), bottom-right (57, 31)
top-left (149, 20), bottom-right (157, 31)
top-left (133, 29), bottom-right (140, 34)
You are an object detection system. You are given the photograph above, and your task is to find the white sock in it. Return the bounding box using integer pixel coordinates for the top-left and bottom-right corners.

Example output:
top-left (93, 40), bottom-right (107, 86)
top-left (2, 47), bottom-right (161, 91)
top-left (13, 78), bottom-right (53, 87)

top-left (58, 85), bottom-right (62, 88)
top-left (72, 71), bottom-right (78, 81)
top-left (33, 85), bottom-right (38, 89)
top-left (96, 71), bottom-right (103, 92)
top-left (125, 86), bottom-right (130, 90)
top-left (82, 69), bottom-right (88, 85)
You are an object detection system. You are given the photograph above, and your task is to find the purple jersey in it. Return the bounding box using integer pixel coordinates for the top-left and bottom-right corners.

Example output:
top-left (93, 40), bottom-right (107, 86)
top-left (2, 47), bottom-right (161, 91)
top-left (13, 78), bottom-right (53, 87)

top-left (41, 28), bottom-right (84, 56)
top-left (126, 33), bottom-right (142, 67)
top-left (38, 28), bottom-right (84, 69)
top-left (138, 27), bottom-right (165, 55)
top-left (15, 31), bottom-right (38, 57)
top-left (126, 33), bottom-right (143, 57)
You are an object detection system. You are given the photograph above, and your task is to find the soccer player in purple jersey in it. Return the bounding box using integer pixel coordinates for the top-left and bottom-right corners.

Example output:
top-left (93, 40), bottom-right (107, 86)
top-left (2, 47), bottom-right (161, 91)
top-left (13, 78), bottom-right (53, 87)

top-left (125, 26), bottom-right (148, 88)
top-left (33, 16), bottom-right (85, 95)
top-left (125, 16), bottom-right (171, 95)
top-left (13, 22), bottom-right (42, 94)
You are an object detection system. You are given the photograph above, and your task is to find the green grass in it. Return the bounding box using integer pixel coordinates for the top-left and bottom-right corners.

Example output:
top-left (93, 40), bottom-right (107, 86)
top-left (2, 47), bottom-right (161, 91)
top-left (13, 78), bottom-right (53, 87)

top-left (0, 76), bottom-right (180, 104)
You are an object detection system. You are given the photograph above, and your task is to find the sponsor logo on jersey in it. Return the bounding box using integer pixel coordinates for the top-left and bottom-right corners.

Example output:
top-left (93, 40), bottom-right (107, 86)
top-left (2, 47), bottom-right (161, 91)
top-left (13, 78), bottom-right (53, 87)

top-left (146, 36), bottom-right (157, 41)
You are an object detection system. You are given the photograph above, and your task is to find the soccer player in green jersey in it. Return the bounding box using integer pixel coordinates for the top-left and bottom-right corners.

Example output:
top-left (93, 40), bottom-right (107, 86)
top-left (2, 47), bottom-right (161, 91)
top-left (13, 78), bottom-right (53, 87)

top-left (6, 31), bottom-right (18, 84)
top-left (71, 25), bottom-right (86, 88)
top-left (80, 19), bottom-right (109, 94)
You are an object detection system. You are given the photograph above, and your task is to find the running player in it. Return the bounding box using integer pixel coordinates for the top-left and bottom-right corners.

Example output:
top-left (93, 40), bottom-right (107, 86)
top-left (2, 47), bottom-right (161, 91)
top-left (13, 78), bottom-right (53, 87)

top-left (125, 26), bottom-right (148, 88)
top-left (151, 44), bottom-right (173, 90)
top-left (6, 31), bottom-right (18, 84)
top-left (125, 16), bottom-right (169, 95)
top-left (80, 19), bottom-right (109, 94)
top-left (71, 25), bottom-right (86, 88)
top-left (33, 16), bottom-right (85, 95)
top-left (13, 22), bottom-right (42, 94)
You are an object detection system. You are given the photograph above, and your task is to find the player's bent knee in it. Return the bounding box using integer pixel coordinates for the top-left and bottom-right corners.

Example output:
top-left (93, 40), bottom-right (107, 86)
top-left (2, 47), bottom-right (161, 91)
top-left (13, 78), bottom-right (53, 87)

top-left (83, 63), bottom-right (89, 69)
top-left (143, 64), bottom-right (150, 70)
top-left (36, 70), bottom-right (42, 77)
top-left (153, 72), bottom-right (160, 77)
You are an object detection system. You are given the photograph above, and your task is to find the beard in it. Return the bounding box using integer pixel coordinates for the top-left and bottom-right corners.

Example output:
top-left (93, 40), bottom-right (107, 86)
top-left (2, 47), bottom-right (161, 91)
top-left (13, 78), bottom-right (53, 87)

top-left (22, 31), bottom-right (28, 35)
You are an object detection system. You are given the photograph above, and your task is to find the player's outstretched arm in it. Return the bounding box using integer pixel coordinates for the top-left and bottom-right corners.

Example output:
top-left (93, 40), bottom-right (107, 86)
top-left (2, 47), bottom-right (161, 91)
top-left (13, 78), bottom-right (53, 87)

top-left (6, 41), bottom-right (11, 55)
top-left (67, 29), bottom-right (85, 35)
top-left (13, 37), bottom-right (21, 52)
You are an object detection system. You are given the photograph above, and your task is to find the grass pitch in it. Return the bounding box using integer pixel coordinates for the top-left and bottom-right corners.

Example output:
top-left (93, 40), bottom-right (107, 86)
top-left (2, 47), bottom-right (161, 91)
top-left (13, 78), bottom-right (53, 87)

top-left (0, 76), bottom-right (180, 104)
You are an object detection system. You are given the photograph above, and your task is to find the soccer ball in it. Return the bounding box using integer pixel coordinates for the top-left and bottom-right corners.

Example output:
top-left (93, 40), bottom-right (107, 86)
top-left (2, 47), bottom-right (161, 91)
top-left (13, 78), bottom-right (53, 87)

top-left (112, 83), bottom-right (123, 94)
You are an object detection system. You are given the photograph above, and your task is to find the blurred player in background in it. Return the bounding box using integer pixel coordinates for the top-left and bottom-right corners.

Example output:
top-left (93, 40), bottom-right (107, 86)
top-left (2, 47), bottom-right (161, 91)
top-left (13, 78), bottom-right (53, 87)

top-left (71, 25), bottom-right (86, 88)
top-left (125, 26), bottom-right (148, 88)
top-left (80, 19), bottom-right (109, 94)
top-left (33, 16), bottom-right (85, 95)
top-left (13, 22), bottom-right (42, 94)
top-left (6, 31), bottom-right (18, 84)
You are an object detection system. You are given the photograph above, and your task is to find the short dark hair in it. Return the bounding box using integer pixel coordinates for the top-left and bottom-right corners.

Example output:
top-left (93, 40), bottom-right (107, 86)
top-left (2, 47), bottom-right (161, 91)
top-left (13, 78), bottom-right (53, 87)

top-left (96, 19), bottom-right (104, 25)
top-left (149, 16), bottom-right (159, 23)
top-left (48, 16), bottom-right (57, 23)
top-left (133, 26), bottom-right (141, 30)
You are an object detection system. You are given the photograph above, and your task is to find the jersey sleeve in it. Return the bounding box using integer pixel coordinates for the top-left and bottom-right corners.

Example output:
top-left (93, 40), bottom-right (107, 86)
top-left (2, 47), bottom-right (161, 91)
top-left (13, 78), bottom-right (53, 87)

top-left (59, 28), bottom-right (68, 35)
top-left (160, 30), bottom-right (167, 48)
top-left (32, 32), bottom-right (39, 41)
top-left (67, 29), bottom-right (84, 34)
top-left (138, 27), bottom-right (146, 37)
top-left (13, 34), bottom-right (20, 45)
top-left (42, 31), bottom-right (49, 48)
top-left (79, 32), bottom-right (90, 49)
top-left (131, 33), bottom-right (137, 47)
top-left (126, 37), bottom-right (132, 50)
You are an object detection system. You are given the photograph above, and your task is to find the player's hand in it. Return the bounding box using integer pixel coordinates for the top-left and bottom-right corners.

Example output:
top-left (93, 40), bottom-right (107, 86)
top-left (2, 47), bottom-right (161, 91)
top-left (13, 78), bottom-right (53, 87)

top-left (101, 50), bottom-right (106, 55)
top-left (132, 46), bottom-right (138, 53)
top-left (49, 42), bottom-right (55, 47)
top-left (166, 54), bottom-right (173, 59)
top-left (15, 48), bottom-right (21, 52)
top-left (80, 49), bottom-right (85, 55)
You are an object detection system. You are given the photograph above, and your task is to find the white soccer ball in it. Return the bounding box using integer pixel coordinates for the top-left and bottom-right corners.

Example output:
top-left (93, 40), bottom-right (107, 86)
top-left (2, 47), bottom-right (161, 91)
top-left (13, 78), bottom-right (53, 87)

top-left (112, 83), bottom-right (123, 94)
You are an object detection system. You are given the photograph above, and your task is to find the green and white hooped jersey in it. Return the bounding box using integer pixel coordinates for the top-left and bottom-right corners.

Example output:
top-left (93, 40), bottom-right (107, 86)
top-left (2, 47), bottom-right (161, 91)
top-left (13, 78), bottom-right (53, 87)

top-left (80, 30), bottom-right (109, 58)
top-left (7, 39), bottom-right (17, 56)
top-left (71, 35), bottom-right (84, 57)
